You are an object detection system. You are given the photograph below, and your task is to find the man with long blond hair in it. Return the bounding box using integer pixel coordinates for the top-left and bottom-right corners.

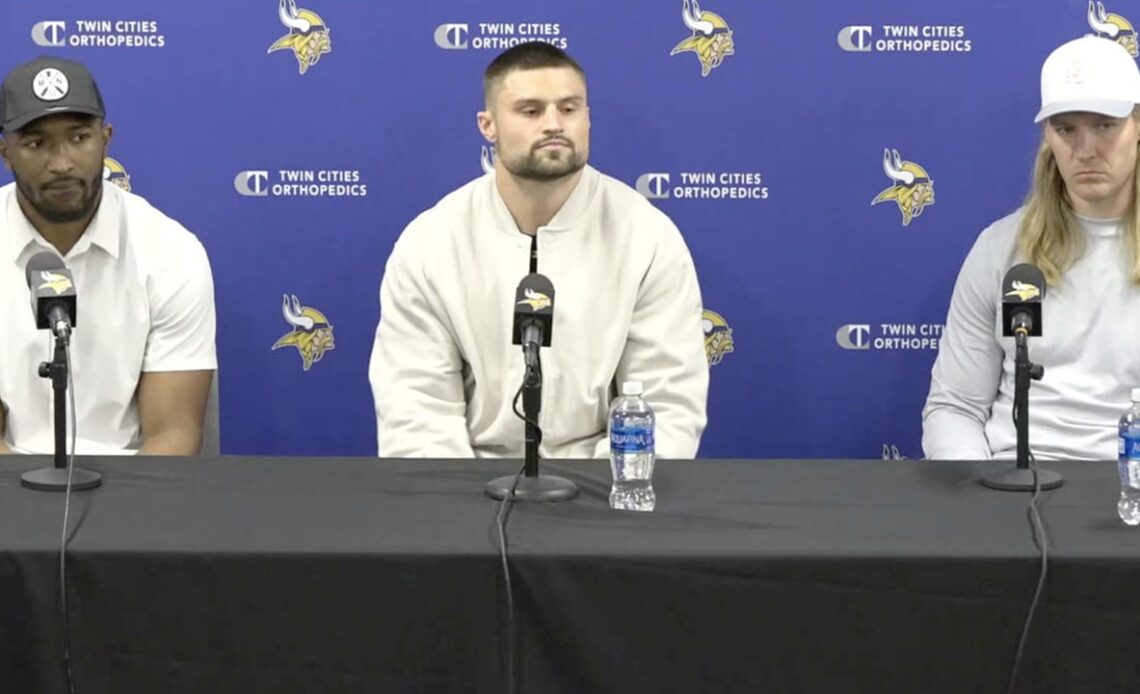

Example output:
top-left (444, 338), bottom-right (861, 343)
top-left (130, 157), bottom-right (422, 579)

top-left (923, 35), bottom-right (1140, 460)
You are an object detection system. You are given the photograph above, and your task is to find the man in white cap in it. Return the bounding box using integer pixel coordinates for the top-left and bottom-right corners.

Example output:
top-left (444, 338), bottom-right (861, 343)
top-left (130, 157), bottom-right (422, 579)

top-left (923, 35), bottom-right (1140, 460)
top-left (0, 57), bottom-right (216, 455)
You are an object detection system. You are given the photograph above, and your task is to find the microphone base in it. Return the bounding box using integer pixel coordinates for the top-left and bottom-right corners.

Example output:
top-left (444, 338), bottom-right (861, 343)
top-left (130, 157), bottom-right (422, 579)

top-left (21, 465), bottom-right (102, 492)
top-left (485, 474), bottom-right (578, 502)
top-left (980, 466), bottom-right (1064, 492)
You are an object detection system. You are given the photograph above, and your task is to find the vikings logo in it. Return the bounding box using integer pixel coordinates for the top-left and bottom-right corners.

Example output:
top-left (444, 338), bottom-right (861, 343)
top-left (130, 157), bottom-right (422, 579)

top-left (517, 288), bottom-right (551, 311)
top-left (1005, 281), bottom-right (1041, 302)
top-left (268, 0), bottom-right (332, 75)
top-left (882, 444), bottom-right (909, 460)
top-left (272, 294), bottom-right (335, 371)
top-left (38, 271), bottom-right (73, 295)
top-left (871, 148), bottom-right (935, 227)
top-left (702, 309), bottom-right (734, 366)
top-left (103, 157), bottom-right (131, 192)
top-left (671, 0), bottom-right (735, 77)
top-left (1088, 1), bottom-right (1138, 57)
top-left (481, 145), bottom-right (496, 175)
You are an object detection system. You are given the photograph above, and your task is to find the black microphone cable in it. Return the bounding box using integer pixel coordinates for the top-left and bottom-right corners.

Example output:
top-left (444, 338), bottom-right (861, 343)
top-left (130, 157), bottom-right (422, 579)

top-left (52, 338), bottom-right (80, 694)
top-left (1004, 401), bottom-right (1049, 694)
top-left (495, 378), bottom-right (545, 694)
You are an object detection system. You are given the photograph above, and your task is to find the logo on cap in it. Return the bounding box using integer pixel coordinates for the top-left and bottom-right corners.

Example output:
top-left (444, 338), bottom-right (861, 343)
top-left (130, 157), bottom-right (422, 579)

top-left (32, 68), bottom-right (69, 101)
top-left (1062, 55), bottom-right (1092, 86)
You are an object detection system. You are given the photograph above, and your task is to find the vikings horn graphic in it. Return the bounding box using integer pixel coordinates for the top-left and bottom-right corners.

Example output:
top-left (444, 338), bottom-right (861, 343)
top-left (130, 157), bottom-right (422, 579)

top-left (272, 294), bottom-right (335, 370)
top-left (268, 0), bottom-right (333, 74)
top-left (670, 0), bottom-right (735, 77)
top-left (871, 148), bottom-right (935, 227)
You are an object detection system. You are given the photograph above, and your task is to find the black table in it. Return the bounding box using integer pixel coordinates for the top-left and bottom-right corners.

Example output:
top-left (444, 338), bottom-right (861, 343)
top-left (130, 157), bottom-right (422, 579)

top-left (2, 457), bottom-right (1138, 693)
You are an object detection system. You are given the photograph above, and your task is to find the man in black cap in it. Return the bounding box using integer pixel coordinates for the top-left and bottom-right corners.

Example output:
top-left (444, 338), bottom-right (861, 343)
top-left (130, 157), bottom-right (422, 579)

top-left (0, 57), bottom-right (217, 455)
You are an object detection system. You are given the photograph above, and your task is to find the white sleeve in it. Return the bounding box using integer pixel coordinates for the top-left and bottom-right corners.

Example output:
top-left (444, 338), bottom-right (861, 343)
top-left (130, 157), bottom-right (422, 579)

top-left (607, 221), bottom-right (709, 460)
top-left (369, 232), bottom-right (475, 458)
top-left (142, 235), bottom-right (217, 373)
top-left (922, 230), bottom-right (1005, 460)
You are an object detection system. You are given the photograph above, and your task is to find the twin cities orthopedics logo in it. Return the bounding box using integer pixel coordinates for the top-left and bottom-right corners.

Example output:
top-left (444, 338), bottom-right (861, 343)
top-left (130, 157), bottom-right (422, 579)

top-left (837, 23), bottom-right (972, 53)
top-left (836, 323), bottom-right (944, 351)
top-left (871, 149), bottom-right (934, 227)
top-left (103, 157), bottom-right (131, 192)
top-left (702, 310), bottom-right (734, 366)
top-left (273, 295), bottom-right (335, 371)
top-left (1087, 1), bottom-right (1137, 57)
top-left (234, 169), bottom-right (368, 197)
top-left (636, 171), bottom-right (768, 201)
top-left (32, 19), bottom-right (166, 48)
top-left (268, 0), bottom-right (332, 74)
top-left (434, 21), bottom-right (568, 50)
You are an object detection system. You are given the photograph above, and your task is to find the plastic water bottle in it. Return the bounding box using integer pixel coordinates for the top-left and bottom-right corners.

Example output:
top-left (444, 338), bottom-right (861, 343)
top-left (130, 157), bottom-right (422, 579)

top-left (609, 380), bottom-right (656, 512)
top-left (1118, 388), bottom-right (1140, 526)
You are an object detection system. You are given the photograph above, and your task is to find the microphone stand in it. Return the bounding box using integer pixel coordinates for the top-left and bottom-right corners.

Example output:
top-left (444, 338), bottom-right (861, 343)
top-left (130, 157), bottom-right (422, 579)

top-left (981, 329), bottom-right (1063, 491)
top-left (486, 334), bottom-right (578, 502)
top-left (21, 332), bottom-right (102, 491)
top-left (522, 350), bottom-right (542, 478)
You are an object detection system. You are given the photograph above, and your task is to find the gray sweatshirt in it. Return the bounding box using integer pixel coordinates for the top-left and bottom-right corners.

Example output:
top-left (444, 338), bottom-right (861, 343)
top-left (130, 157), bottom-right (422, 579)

top-left (923, 208), bottom-right (1140, 460)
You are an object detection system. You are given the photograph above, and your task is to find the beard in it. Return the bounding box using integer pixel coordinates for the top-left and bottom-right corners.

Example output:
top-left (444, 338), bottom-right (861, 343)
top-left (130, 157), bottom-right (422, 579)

top-left (500, 139), bottom-right (587, 182)
top-left (15, 169), bottom-right (103, 224)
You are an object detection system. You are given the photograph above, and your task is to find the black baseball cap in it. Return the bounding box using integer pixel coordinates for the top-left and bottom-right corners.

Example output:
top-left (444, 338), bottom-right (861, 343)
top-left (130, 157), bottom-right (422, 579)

top-left (0, 56), bottom-right (106, 133)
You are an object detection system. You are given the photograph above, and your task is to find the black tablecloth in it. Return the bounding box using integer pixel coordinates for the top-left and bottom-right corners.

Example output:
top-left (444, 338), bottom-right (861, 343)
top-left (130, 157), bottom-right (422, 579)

top-left (2, 457), bottom-right (1139, 693)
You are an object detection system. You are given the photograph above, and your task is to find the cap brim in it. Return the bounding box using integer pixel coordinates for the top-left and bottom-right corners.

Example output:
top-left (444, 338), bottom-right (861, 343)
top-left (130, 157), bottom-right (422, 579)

top-left (2, 105), bottom-right (105, 133)
top-left (1034, 99), bottom-right (1136, 124)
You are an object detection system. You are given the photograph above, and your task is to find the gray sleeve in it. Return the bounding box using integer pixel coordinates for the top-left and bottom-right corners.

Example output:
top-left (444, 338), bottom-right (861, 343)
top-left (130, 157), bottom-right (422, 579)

top-left (922, 225), bottom-right (1009, 460)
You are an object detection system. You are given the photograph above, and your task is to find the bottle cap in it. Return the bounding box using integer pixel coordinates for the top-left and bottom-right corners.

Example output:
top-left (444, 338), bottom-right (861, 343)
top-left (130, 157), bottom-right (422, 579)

top-left (621, 381), bottom-right (644, 396)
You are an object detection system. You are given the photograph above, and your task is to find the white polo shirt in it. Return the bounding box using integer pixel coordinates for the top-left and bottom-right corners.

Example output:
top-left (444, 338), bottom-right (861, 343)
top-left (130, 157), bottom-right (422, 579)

top-left (0, 181), bottom-right (216, 454)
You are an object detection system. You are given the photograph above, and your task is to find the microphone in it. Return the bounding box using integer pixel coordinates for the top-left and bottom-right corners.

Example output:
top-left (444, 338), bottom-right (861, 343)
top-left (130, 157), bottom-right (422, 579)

top-left (485, 272), bottom-right (577, 500)
top-left (982, 262), bottom-right (1062, 492)
top-left (19, 251), bottom-right (102, 492)
top-left (512, 274), bottom-right (555, 368)
top-left (1001, 263), bottom-right (1045, 338)
top-left (26, 252), bottom-right (77, 340)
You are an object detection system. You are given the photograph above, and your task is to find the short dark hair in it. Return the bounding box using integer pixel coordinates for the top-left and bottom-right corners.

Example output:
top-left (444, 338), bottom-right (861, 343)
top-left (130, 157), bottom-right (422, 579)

top-left (483, 42), bottom-right (586, 103)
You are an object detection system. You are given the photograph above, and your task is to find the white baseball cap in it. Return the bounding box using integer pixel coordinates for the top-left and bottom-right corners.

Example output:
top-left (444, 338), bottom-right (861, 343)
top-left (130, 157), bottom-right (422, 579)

top-left (1034, 35), bottom-right (1140, 124)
